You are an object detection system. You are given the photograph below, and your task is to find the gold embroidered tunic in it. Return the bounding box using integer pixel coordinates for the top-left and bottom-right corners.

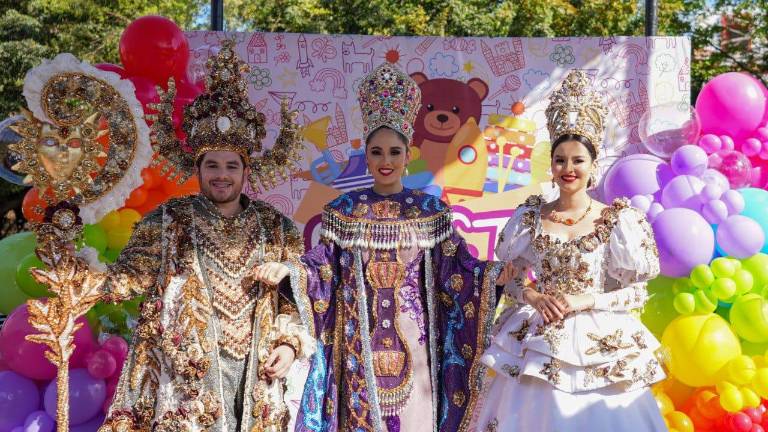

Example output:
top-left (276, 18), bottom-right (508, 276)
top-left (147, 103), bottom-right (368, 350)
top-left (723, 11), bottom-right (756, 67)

top-left (97, 194), bottom-right (315, 432)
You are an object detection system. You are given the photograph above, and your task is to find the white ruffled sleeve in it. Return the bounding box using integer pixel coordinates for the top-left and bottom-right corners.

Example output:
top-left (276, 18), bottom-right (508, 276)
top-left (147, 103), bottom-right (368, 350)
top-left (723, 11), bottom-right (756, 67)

top-left (595, 207), bottom-right (660, 311)
top-left (495, 204), bottom-right (534, 303)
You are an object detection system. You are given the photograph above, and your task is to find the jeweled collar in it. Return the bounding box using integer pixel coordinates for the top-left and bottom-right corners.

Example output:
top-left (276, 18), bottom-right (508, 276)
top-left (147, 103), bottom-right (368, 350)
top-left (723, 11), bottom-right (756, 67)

top-left (321, 187), bottom-right (453, 250)
top-left (194, 193), bottom-right (256, 222)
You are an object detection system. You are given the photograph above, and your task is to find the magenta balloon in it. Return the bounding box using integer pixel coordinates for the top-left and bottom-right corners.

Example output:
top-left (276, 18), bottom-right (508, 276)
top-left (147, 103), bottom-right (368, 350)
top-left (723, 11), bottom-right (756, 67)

top-left (86, 350), bottom-right (117, 380)
top-left (100, 336), bottom-right (129, 362)
top-left (93, 64), bottom-right (128, 80)
top-left (23, 410), bottom-right (54, 432)
top-left (602, 154), bottom-right (674, 203)
top-left (43, 369), bottom-right (105, 426)
top-left (0, 371), bottom-right (40, 431)
top-left (699, 134), bottom-right (722, 154)
top-left (652, 208), bottom-right (715, 277)
top-left (744, 138), bottom-right (762, 157)
top-left (661, 175), bottom-right (705, 211)
top-left (671, 145), bottom-right (708, 176)
top-left (716, 215), bottom-right (765, 259)
top-left (696, 72), bottom-right (767, 139)
top-left (714, 151), bottom-right (753, 189)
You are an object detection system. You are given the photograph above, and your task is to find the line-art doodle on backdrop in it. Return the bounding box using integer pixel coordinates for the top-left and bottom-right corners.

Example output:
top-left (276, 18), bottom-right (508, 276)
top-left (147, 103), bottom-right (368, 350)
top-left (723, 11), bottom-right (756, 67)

top-left (248, 33), bottom-right (268, 63)
top-left (275, 51), bottom-right (291, 64)
top-left (379, 45), bottom-right (406, 67)
top-left (362, 35), bottom-right (393, 49)
top-left (443, 38), bottom-right (477, 54)
top-left (481, 39), bottom-right (525, 76)
top-left (328, 104), bottom-right (348, 146)
top-left (599, 37), bottom-right (617, 54)
top-left (275, 34), bottom-right (286, 50)
top-left (678, 57), bottom-right (690, 92)
top-left (488, 74), bottom-right (522, 100)
top-left (647, 37), bottom-right (677, 50)
top-left (309, 68), bottom-right (348, 99)
top-left (311, 37), bottom-right (337, 63)
top-left (613, 43), bottom-right (649, 75)
top-left (296, 34), bottom-right (314, 78)
top-left (268, 91), bottom-right (297, 107)
top-left (429, 52), bottom-right (460, 77)
top-left (341, 41), bottom-right (374, 74)
top-left (522, 69), bottom-right (551, 91)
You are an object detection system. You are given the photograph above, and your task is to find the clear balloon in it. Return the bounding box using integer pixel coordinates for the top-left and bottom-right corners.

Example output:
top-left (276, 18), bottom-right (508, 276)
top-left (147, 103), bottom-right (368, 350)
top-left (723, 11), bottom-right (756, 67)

top-left (710, 151), bottom-right (753, 189)
top-left (640, 102), bottom-right (701, 159)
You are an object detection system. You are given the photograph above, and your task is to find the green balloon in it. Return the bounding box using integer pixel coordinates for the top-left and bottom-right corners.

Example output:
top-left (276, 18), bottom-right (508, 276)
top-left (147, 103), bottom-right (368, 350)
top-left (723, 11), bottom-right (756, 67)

top-left (694, 288), bottom-right (718, 314)
top-left (83, 224), bottom-right (108, 253)
top-left (672, 278), bottom-right (694, 295)
top-left (673, 292), bottom-right (696, 315)
top-left (15, 254), bottom-right (52, 298)
top-left (730, 294), bottom-right (768, 343)
top-left (711, 257), bottom-right (739, 278)
top-left (641, 276), bottom-right (678, 338)
top-left (711, 278), bottom-right (737, 300)
top-left (0, 231), bottom-right (36, 314)
top-left (743, 253), bottom-right (768, 295)
top-left (690, 264), bottom-right (715, 289)
top-left (733, 269), bottom-right (755, 296)
top-left (103, 248), bottom-right (121, 263)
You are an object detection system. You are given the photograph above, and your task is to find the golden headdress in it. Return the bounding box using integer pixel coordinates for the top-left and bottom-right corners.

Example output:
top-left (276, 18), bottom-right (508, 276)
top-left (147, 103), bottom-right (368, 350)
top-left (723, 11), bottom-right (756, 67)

top-left (545, 70), bottom-right (608, 153)
top-left (358, 63), bottom-right (421, 142)
top-left (149, 39), bottom-right (303, 191)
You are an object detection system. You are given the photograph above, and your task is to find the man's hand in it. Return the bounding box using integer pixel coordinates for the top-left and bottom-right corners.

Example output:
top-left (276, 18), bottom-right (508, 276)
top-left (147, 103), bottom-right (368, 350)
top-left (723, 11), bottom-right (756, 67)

top-left (253, 262), bottom-right (290, 286)
top-left (263, 344), bottom-right (296, 379)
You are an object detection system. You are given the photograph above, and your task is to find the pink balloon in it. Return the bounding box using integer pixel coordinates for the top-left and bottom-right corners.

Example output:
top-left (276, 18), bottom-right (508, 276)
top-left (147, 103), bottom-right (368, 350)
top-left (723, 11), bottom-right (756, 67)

top-left (711, 151), bottom-right (753, 189)
top-left (716, 215), bottom-right (765, 259)
top-left (661, 175), bottom-right (705, 211)
top-left (0, 304), bottom-right (95, 380)
top-left (696, 72), bottom-right (768, 140)
top-left (744, 138), bottom-right (762, 157)
top-left (699, 134), bottom-right (722, 154)
top-left (100, 336), bottom-right (128, 362)
top-left (94, 63), bottom-right (128, 79)
top-left (652, 208), bottom-right (715, 277)
top-left (721, 135), bottom-right (735, 151)
top-left (86, 350), bottom-right (117, 380)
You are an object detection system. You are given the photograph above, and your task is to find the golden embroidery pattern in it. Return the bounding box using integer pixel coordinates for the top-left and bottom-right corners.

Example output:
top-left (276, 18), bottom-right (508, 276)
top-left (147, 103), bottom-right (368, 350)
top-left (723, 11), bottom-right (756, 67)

top-left (540, 358), bottom-right (562, 385)
top-left (585, 330), bottom-right (633, 355)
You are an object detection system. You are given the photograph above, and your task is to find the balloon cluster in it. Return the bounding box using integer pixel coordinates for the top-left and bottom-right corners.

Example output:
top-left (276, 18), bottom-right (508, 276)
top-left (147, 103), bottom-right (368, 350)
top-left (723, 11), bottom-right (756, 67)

top-left (0, 304), bottom-right (128, 431)
top-left (607, 71), bottom-right (768, 430)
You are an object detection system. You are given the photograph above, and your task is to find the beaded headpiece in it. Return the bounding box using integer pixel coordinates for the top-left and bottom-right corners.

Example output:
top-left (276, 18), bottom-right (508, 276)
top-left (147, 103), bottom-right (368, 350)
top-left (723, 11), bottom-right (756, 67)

top-left (149, 39), bottom-right (303, 191)
top-left (358, 63), bottom-right (421, 142)
top-left (546, 70), bottom-right (608, 153)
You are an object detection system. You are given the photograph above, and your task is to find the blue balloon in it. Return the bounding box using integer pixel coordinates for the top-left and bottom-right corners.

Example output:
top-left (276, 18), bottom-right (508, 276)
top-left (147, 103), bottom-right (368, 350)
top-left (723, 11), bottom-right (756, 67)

top-left (737, 188), bottom-right (768, 253)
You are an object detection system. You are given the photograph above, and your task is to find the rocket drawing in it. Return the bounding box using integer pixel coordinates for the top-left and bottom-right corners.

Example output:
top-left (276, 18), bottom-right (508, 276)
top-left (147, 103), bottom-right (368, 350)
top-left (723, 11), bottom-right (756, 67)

top-left (297, 34), bottom-right (313, 78)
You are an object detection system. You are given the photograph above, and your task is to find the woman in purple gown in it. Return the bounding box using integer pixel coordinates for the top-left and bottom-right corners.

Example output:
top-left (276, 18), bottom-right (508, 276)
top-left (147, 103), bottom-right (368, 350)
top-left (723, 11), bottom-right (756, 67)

top-left (254, 63), bottom-right (503, 432)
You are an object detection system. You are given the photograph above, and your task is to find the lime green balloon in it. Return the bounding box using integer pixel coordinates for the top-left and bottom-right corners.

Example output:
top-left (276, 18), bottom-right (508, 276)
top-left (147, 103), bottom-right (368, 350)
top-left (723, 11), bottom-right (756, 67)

top-left (0, 231), bottom-right (36, 314)
top-left (673, 278), bottom-right (695, 295)
top-left (743, 253), bottom-right (768, 295)
top-left (730, 294), bottom-right (768, 343)
top-left (690, 264), bottom-right (715, 289)
top-left (103, 248), bottom-right (121, 263)
top-left (15, 254), bottom-right (52, 298)
top-left (641, 276), bottom-right (678, 338)
top-left (733, 269), bottom-right (755, 296)
top-left (673, 292), bottom-right (696, 315)
top-left (742, 340), bottom-right (768, 356)
top-left (712, 278), bottom-right (737, 300)
top-left (694, 289), bottom-right (718, 314)
top-left (83, 224), bottom-right (108, 253)
top-left (712, 257), bottom-right (739, 278)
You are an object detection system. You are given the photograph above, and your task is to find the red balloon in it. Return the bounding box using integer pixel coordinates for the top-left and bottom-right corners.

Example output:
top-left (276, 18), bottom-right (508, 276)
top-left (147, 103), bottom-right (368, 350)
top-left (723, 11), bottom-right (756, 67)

top-left (22, 187), bottom-right (49, 223)
top-left (119, 15), bottom-right (190, 85)
top-left (752, 425), bottom-right (766, 432)
top-left (730, 413), bottom-right (754, 432)
top-left (747, 408), bottom-right (764, 424)
top-left (101, 336), bottom-right (129, 362)
top-left (86, 349), bottom-right (117, 379)
top-left (94, 63), bottom-right (128, 79)
top-left (128, 76), bottom-right (160, 114)
top-left (124, 185), bottom-right (148, 208)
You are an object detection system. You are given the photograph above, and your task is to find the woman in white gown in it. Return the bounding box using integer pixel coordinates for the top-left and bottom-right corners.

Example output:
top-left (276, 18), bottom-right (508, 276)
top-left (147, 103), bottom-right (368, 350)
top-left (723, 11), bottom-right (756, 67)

top-left (472, 71), bottom-right (667, 432)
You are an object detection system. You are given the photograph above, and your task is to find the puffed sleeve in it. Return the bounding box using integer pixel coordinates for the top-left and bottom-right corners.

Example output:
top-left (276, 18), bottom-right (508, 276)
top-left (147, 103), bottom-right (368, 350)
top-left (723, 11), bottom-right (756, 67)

top-left (594, 207), bottom-right (660, 311)
top-left (495, 203), bottom-right (535, 303)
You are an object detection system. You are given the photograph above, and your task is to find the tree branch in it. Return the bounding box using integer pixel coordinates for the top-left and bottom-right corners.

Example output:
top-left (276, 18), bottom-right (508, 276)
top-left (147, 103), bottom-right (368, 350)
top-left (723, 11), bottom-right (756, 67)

top-left (707, 41), bottom-right (768, 88)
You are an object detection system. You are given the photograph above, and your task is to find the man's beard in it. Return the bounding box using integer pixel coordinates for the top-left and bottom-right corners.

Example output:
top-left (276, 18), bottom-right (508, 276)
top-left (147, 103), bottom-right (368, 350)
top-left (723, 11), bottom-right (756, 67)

top-left (200, 178), bottom-right (243, 204)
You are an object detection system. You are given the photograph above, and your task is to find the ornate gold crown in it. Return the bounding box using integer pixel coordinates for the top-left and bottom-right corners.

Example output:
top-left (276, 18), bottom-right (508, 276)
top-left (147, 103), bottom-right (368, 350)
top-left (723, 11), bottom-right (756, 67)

top-left (149, 39), bottom-right (303, 191)
top-left (545, 70), bottom-right (608, 153)
top-left (358, 63), bottom-right (421, 142)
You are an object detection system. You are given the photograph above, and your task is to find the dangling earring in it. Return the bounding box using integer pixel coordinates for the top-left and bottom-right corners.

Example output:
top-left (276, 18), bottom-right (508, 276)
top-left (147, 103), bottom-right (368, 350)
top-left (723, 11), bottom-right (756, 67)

top-left (551, 178), bottom-right (556, 188)
top-left (403, 167), bottom-right (410, 177)
top-left (589, 173), bottom-right (597, 189)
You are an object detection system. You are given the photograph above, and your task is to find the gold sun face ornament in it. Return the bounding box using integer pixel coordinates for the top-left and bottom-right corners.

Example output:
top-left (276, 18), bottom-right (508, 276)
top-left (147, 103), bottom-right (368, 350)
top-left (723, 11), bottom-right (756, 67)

top-left (8, 55), bottom-right (152, 224)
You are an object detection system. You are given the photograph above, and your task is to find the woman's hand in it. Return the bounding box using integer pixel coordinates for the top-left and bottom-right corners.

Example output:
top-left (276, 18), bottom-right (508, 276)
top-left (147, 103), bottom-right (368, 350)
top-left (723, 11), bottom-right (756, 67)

top-left (523, 289), bottom-right (570, 324)
top-left (562, 294), bottom-right (594, 312)
top-left (496, 263), bottom-right (517, 286)
top-left (253, 262), bottom-right (290, 286)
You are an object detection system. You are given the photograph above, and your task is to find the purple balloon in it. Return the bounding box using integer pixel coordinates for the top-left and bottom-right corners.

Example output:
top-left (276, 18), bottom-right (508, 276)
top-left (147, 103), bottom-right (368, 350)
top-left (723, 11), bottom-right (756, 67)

top-left (702, 199), bottom-right (729, 224)
top-left (602, 154), bottom-right (674, 203)
top-left (671, 145), bottom-right (709, 176)
top-left (70, 414), bottom-right (105, 432)
top-left (716, 215), bottom-right (765, 259)
top-left (661, 175), bottom-right (705, 211)
top-left (23, 411), bottom-right (54, 432)
top-left (722, 189), bottom-right (746, 215)
top-left (0, 371), bottom-right (40, 431)
top-left (652, 208), bottom-right (715, 277)
top-left (630, 194), bottom-right (652, 213)
top-left (43, 369), bottom-right (105, 426)
top-left (700, 168), bottom-right (730, 192)
top-left (696, 72), bottom-right (767, 140)
top-left (700, 184), bottom-right (723, 202)
top-left (11, 428), bottom-right (23, 432)
top-left (647, 202), bottom-right (665, 223)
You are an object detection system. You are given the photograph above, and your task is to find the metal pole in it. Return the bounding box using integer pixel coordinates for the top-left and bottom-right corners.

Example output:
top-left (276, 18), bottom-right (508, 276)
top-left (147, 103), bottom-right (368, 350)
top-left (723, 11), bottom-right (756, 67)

top-left (645, 0), bottom-right (657, 36)
top-left (211, 0), bottom-right (224, 31)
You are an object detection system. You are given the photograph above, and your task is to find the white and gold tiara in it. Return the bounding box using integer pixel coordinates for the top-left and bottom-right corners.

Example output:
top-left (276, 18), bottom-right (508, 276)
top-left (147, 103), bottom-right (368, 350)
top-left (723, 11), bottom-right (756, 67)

top-left (545, 70), bottom-right (608, 153)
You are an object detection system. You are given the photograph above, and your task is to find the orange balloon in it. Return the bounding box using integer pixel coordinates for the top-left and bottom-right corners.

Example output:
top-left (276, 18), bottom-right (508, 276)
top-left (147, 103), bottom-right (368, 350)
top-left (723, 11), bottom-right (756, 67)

top-left (22, 188), bottom-right (48, 223)
top-left (124, 186), bottom-right (148, 208)
top-left (173, 176), bottom-right (199, 197)
top-left (140, 168), bottom-right (159, 190)
top-left (687, 407), bottom-right (716, 429)
top-left (134, 189), bottom-right (166, 215)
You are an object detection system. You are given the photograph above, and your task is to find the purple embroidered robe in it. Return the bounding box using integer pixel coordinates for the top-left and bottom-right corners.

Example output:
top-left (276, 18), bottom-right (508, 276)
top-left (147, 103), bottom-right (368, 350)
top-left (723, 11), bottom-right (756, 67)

top-left (286, 188), bottom-right (502, 432)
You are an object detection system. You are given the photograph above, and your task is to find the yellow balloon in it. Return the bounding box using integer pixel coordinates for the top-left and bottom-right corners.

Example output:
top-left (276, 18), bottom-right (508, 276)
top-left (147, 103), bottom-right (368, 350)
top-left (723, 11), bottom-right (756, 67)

top-left (719, 386), bottom-right (744, 412)
top-left (107, 228), bottom-right (132, 251)
top-left (118, 208), bottom-right (142, 229)
top-left (741, 387), bottom-right (761, 408)
top-left (98, 210), bottom-right (121, 231)
top-left (655, 392), bottom-right (675, 415)
top-left (661, 314), bottom-right (741, 387)
top-left (666, 411), bottom-right (694, 432)
top-left (725, 355), bottom-right (757, 385)
top-left (753, 368), bottom-right (768, 398)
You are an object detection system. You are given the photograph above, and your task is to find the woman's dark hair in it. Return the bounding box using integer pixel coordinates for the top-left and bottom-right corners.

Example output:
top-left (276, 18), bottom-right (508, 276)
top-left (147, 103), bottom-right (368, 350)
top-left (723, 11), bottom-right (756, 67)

top-left (551, 133), bottom-right (597, 187)
top-left (365, 126), bottom-right (409, 148)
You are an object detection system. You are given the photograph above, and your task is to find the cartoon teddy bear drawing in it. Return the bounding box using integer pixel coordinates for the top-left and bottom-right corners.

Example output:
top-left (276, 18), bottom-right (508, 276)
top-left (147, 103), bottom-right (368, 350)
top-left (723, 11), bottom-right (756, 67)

top-left (408, 73), bottom-right (489, 201)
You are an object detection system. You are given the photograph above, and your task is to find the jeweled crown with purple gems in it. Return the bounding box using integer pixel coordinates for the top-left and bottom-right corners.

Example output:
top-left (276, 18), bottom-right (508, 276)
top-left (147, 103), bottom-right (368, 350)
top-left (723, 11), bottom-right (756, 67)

top-left (358, 63), bottom-right (421, 142)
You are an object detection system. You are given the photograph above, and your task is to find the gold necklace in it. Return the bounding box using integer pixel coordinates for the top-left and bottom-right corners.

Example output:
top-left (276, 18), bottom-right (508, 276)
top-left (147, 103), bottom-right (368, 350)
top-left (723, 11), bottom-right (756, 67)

top-left (549, 199), bottom-right (593, 226)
